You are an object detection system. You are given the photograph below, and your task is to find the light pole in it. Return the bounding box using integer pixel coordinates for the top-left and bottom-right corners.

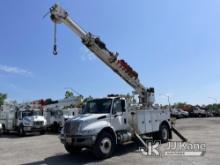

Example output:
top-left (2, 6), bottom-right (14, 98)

top-left (160, 94), bottom-right (171, 110)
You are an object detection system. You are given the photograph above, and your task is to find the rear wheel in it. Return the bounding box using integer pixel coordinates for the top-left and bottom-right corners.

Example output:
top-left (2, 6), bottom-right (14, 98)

top-left (52, 122), bottom-right (59, 133)
top-left (2, 124), bottom-right (6, 134)
top-left (159, 124), bottom-right (170, 143)
top-left (93, 132), bottom-right (115, 159)
top-left (64, 144), bottom-right (81, 154)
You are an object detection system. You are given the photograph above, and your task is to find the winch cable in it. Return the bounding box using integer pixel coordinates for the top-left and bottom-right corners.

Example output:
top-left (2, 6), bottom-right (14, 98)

top-left (53, 23), bottom-right (58, 55)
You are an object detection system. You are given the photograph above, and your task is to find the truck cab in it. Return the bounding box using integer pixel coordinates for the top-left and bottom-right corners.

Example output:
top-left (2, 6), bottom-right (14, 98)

top-left (0, 106), bottom-right (47, 136)
top-left (60, 96), bottom-right (171, 159)
top-left (17, 109), bottom-right (47, 135)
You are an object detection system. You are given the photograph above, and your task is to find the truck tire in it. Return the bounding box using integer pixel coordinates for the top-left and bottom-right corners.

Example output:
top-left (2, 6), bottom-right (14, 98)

top-left (18, 126), bottom-right (25, 137)
top-left (2, 124), bottom-right (6, 134)
top-left (64, 144), bottom-right (81, 154)
top-left (93, 132), bottom-right (115, 159)
top-left (40, 130), bottom-right (45, 135)
top-left (159, 124), bottom-right (170, 143)
top-left (53, 122), bottom-right (59, 133)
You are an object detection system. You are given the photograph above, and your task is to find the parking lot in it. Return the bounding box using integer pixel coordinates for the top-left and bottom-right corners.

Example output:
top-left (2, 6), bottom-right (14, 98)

top-left (0, 117), bottom-right (220, 165)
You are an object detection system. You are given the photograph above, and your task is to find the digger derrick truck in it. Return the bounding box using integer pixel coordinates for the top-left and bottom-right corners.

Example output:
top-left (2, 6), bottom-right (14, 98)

top-left (49, 4), bottom-right (173, 159)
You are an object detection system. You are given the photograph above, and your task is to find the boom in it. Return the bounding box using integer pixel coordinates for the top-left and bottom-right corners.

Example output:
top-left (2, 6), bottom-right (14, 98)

top-left (49, 4), bottom-right (155, 107)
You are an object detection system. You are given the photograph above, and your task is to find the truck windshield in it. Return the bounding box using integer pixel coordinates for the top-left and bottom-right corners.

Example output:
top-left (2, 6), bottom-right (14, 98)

top-left (82, 99), bottom-right (112, 114)
top-left (22, 111), bottom-right (42, 117)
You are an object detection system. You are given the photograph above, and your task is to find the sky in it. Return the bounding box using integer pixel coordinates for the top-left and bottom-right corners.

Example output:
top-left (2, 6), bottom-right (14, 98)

top-left (0, 0), bottom-right (220, 105)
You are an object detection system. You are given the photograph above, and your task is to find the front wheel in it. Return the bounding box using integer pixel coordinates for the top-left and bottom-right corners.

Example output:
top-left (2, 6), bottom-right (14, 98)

top-left (93, 132), bottom-right (115, 159)
top-left (64, 144), bottom-right (81, 154)
top-left (40, 130), bottom-right (45, 135)
top-left (18, 126), bottom-right (25, 137)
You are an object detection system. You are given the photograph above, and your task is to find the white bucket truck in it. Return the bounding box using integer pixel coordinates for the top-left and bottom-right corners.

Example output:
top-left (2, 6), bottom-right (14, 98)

top-left (0, 102), bottom-right (47, 136)
top-left (47, 4), bottom-right (188, 159)
top-left (43, 96), bottom-right (82, 132)
top-left (60, 95), bottom-right (171, 159)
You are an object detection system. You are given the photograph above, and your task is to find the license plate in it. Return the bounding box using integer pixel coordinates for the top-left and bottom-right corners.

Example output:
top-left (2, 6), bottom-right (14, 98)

top-left (66, 137), bottom-right (72, 144)
top-left (24, 127), bottom-right (31, 131)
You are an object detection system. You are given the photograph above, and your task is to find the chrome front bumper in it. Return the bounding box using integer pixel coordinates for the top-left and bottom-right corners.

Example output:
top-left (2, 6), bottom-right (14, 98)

top-left (23, 126), bottom-right (46, 132)
top-left (59, 134), bottom-right (96, 147)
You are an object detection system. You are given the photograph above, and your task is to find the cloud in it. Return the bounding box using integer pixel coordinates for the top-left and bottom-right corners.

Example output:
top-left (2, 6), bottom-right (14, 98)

top-left (0, 64), bottom-right (33, 77)
top-left (79, 47), bottom-right (96, 61)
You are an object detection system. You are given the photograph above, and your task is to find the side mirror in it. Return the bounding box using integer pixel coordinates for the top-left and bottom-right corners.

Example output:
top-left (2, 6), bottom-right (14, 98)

top-left (122, 108), bottom-right (126, 112)
top-left (112, 108), bottom-right (117, 114)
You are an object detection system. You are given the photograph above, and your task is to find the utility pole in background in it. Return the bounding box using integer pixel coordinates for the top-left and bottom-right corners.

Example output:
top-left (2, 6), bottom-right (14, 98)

top-left (160, 94), bottom-right (171, 111)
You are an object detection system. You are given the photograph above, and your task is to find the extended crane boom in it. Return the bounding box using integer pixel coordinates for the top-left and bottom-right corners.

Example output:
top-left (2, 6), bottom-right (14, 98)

top-left (49, 4), bottom-right (155, 107)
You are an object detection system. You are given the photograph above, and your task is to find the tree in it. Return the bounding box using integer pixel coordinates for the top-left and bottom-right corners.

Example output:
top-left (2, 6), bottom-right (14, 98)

top-left (0, 93), bottom-right (7, 107)
top-left (65, 90), bottom-right (74, 98)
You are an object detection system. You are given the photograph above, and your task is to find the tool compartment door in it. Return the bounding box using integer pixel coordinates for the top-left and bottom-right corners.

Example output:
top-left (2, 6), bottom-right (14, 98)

top-left (135, 110), bottom-right (152, 134)
top-left (151, 110), bottom-right (160, 132)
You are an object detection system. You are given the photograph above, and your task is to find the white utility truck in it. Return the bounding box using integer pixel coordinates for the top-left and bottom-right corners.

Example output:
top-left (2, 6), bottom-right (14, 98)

top-left (63, 108), bottom-right (80, 121)
top-left (48, 4), bottom-right (185, 159)
top-left (0, 102), bottom-right (47, 136)
top-left (43, 96), bottom-right (82, 132)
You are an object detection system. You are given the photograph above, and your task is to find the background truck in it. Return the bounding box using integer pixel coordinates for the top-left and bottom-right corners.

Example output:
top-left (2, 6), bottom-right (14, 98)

top-left (0, 102), bottom-right (47, 136)
top-left (48, 4), bottom-right (187, 159)
top-left (171, 108), bottom-right (189, 118)
top-left (189, 106), bottom-right (207, 117)
top-left (43, 96), bottom-right (82, 132)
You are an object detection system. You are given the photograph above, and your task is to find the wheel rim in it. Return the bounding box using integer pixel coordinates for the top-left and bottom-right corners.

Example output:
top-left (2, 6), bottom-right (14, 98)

top-left (162, 127), bottom-right (168, 140)
top-left (100, 137), bottom-right (112, 155)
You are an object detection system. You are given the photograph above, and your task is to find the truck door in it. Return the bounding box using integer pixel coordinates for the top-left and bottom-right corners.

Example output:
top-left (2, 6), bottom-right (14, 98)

top-left (111, 99), bottom-right (128, 131)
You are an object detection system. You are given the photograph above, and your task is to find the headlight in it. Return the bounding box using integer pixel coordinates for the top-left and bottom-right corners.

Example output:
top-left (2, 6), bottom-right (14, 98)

top-left (80, 129), bottom-right (96, 135)
top-left (23, 122), bottom-right (32, 126)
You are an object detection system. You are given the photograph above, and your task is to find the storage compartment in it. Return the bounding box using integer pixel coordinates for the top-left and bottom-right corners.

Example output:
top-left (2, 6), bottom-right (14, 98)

top-left (128, 108), bottom-right (170, 135)
top-left (129, 110), bottom-right (152, 135)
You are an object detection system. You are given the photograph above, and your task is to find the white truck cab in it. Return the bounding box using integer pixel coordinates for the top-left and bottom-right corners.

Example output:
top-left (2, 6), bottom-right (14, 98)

top-left (44, 108), bottom-right (80, 132)
top-left (0, 105), bottom-right (47, 136)
top-left (63, 108), bottom-right (80, 121)
top-left (60, 96), bottom-right (171, 159)
top-left (43, 97), bottom-right (82, 132)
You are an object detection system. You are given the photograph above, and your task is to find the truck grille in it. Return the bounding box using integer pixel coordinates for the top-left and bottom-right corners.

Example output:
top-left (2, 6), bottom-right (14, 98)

top-left (64, 120), bottom-right (80, 135)
top-left (34, 121), bottom-right (43, 126)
